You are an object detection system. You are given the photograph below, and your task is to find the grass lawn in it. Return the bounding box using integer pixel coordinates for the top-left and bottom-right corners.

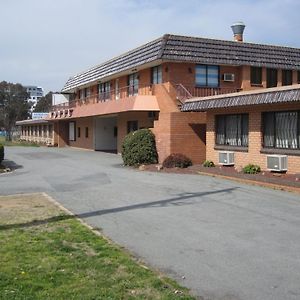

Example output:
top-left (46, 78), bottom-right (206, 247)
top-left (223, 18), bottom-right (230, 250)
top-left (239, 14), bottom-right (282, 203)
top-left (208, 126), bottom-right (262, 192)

top-left (0, 194), bottom-right (195, 300)
top-left (0, 136), bottom-right (39, 147)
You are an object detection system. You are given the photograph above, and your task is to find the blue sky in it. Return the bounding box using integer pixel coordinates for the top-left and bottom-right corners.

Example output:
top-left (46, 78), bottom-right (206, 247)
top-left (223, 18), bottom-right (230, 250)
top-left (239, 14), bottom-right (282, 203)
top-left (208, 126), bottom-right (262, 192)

top-left (1, 0), bottom-right (299, 93)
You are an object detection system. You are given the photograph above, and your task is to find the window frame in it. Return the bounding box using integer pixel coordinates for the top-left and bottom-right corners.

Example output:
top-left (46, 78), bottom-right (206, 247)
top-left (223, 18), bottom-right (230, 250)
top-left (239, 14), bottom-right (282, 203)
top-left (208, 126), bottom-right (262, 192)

top-left (282, 69), bottom-right (293, 86)
top-left (128, 73), bottom-right (139, 96)
top-left (151, 65), bottom-right (162, 84)
top-left (195, 65), bottom-right (220, 88)
top-left (262, 110), bottom-right (300, 150)
top-left (215, 113), bottom-right (249, 147)
top-left (127, 120), bottom-right (138, 134)
top-left (250, 66), bottom-right (262, 85)
top-left (98, 81), bottom-right (111, 101)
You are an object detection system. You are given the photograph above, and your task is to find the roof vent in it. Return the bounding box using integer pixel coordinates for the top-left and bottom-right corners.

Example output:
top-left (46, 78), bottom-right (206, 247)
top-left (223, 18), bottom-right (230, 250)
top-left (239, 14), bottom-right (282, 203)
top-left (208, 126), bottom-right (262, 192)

top-left (231, 22), bottom-right (246, 42)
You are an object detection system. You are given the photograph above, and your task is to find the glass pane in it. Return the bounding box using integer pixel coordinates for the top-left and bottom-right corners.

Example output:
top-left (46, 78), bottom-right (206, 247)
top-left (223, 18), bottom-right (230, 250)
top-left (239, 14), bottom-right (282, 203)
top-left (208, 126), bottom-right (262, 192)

top-left (225, 115), bottom-right (238, 146)
top-left (216, 116), bottom-right (225, 145)
top-left (207, 66), bottom-right (219, 87)
top-left (263, 112), bottom-right (274, 147)
top-left (275, 112), bottom-right (297, 148)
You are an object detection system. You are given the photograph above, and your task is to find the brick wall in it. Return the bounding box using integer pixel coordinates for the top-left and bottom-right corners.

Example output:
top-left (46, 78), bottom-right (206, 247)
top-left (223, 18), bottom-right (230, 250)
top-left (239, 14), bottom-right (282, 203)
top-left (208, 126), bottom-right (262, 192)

top-left (206, 103), bottom-right (300, 174)
top-left (153, 112), bottom-right (206, 164)
top-left (69, 117), bottom-right (94, 149)
top-left (117, 111), bottom-right (155, 153)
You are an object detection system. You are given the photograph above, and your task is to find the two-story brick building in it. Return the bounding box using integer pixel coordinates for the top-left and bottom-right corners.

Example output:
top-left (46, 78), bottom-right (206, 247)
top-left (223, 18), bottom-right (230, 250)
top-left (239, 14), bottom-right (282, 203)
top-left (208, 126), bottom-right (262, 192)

top-left (18, 24), bottom-right (300, 173)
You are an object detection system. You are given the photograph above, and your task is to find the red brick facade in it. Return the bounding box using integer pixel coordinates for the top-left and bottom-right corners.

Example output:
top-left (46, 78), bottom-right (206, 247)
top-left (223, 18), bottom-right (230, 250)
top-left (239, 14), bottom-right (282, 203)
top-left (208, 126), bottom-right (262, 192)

top-left (206, 103), bottom-right (300, 174)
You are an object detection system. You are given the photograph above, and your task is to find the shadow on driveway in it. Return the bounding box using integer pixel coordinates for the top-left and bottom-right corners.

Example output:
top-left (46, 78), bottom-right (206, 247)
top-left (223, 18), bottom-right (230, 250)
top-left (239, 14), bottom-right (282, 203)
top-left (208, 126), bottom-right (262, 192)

top-left (0, 187), bottom-right (237, 231)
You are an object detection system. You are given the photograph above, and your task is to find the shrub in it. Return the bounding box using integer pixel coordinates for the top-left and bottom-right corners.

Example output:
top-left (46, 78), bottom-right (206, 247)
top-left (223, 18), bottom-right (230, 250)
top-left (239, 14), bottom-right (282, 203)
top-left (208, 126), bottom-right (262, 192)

top-left (243, 164), bottom-right (261, 174)
top-left (162, 153), bottom-right (192, 168)
top-left (122, 129), bottom-right (158, 166)
top-left (0, 144), bottom-right (4, 164)
top-left (203, 160), bottom-right (215, 167)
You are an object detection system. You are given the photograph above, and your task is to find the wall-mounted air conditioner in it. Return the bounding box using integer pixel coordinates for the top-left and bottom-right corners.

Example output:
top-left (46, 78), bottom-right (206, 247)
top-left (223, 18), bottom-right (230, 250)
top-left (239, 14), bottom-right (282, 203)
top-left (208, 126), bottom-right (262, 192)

top-left (219, 151), bottom-right (235, 166)
top-left (267, 155), bottom-right (288, 172)
top-left (223, 73), bottom-right (235, 82)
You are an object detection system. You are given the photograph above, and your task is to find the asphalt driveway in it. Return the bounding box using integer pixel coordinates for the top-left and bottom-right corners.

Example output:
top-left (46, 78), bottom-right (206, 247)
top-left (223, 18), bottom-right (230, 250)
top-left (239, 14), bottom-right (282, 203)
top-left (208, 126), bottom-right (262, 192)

top-left (1, 147), bottom-right (300, 300)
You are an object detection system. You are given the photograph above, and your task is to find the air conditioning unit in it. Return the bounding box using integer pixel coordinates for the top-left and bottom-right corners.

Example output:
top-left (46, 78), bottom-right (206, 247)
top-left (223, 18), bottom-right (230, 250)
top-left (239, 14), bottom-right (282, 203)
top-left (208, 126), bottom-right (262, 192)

top-left (267, 155), bottom-right (288, 172)
top-left (223, 73), bottom-right (235, 82)
top-left (219, 151), bottom-right (235, 165)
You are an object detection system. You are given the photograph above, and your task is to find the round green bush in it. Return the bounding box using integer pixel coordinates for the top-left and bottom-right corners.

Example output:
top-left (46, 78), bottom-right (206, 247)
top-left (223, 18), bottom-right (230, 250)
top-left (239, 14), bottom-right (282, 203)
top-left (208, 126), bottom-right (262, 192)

top-left (0, 144), bottom-right (4, 164)
top-left (122, 129), bottom-right (158, 166)
top-left (162, 153), bottom-right (192, 168)
top-left (243, 164), bottom-right (261, 174)
top-left (203, 160), bottom-right (215, 167)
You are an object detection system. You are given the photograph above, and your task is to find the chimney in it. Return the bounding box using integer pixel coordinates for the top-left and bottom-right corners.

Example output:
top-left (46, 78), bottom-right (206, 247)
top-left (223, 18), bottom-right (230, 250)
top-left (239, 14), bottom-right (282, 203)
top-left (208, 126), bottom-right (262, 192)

top-left (231, 22), bottom-right (246, 42)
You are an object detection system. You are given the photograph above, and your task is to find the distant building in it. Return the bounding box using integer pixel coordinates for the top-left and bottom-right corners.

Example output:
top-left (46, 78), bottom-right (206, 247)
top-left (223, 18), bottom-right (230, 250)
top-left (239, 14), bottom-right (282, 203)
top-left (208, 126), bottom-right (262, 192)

top-left (25, 85), bottom-right (44, 111)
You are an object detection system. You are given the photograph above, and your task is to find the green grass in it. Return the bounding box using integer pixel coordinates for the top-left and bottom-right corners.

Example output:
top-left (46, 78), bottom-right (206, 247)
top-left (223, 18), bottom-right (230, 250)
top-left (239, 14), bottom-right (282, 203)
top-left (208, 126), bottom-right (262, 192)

top-left (0, 194), bottom-right (195, 300)
top-left (0, 136), bottom-right (39, 147)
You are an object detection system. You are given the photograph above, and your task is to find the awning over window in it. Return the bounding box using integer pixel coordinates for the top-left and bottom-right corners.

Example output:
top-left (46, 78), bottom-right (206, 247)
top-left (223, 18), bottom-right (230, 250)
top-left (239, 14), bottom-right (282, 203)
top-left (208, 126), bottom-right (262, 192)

top-left (181, 85), bottom-right (300, 112)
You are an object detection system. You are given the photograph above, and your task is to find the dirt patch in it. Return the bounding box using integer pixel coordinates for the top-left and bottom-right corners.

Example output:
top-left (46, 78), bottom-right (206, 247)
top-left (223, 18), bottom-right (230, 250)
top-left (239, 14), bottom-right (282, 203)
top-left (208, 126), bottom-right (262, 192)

top-left (0, 193), bottom-right (63, 225)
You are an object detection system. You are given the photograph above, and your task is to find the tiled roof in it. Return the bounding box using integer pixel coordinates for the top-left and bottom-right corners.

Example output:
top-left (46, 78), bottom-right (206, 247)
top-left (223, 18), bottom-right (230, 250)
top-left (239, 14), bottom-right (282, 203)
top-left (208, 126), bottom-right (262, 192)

top-left (62, 34), bottom-right (300, 92)
top-left (181, 85), bottom-right (300, 111)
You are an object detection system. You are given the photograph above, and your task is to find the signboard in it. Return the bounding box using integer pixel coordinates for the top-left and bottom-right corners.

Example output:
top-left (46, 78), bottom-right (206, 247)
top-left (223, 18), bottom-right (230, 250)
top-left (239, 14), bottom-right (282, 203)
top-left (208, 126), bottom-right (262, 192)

top-left (32, 112), bottom-right (49, 120)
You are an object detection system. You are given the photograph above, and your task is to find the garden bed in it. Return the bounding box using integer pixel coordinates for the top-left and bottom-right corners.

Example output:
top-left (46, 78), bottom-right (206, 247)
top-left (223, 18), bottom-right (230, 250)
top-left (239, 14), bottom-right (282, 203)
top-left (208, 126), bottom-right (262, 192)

top-left (142, 164), bottom-right (300, 190)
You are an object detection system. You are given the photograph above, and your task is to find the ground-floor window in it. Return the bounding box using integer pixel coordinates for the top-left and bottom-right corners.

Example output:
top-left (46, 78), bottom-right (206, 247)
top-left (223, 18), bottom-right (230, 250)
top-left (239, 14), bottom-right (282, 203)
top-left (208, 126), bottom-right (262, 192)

top-left (263, 111), bottom-right (300, 149)
top-left (127, 120), bottom-right (138, 133)
top-left (216, 114), bottom-right (249, 147)
top-left (85, 127), bottom-right (89, 138)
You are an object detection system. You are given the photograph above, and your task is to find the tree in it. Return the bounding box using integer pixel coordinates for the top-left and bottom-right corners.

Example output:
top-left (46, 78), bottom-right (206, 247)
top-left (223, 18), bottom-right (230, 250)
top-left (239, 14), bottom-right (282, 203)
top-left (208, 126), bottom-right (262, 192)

top-left (34, 92), bottom-right (53, 112)
top-left (0, 81), bottom-right (30, 141)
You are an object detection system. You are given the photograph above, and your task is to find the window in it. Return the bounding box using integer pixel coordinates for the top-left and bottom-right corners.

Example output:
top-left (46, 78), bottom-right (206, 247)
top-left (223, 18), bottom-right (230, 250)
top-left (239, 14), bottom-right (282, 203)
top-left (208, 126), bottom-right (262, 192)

top-left (216, 114), bottom-right (249, 147)
top-left (115, 79), bottom-right (120, 100)
top-left (85, 127), bottom-right (89, 138)
top-left (69, 122), bottom-right (75, 141)
top-left (263, 111), bottom-right (300, 149)
top-left (127, 120), bottom-right (138, 133)
top-left (298, 71), bottom-right (300, 83)
top-left (78, 127), bottom-right (81, 138)
top-left (85, 87), bottom-right (91, 98)
top-left (250, 67), bottom-right (262, 85)
top-left (195, 65), bottom-right (219, 87)
top-left (99, 81), bottom-right (111, 101)
top-left (152, 66), bottom-right (162, 84)
top-left (80, 89), bottom-right (85, 99)
top-left (128, 73), bottom-right (139, 96)
top-left (267, 68), bottom-right (278, 88)
top-left (282, 70), bottom-right (293, 86)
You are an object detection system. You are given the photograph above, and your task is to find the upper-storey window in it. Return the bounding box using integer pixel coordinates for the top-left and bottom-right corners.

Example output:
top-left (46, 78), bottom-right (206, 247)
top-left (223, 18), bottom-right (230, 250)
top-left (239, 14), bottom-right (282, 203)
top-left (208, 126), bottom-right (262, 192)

top-left (216, 114), bottom-right (249, 147)
top-left (99, 81), bottom-right (111, 101)
top-left (282, 69), bottom-right (293, 86)
top-left (267, 68), bottom-right (278, 88)
top-left (263, 111), bottom-right (300, 149)
top-left (250, 67), bottom-right (262, 85)
top-left (80, 89), bottom-right (85, 99)
top-left (128, 73), bottom-right (139, 96)
top-left (195, 65), bottom-right (219, 87)
top-left (85, 87), bottom-right (91, 98)
top-left (152, 66), bottom-right (162, 84)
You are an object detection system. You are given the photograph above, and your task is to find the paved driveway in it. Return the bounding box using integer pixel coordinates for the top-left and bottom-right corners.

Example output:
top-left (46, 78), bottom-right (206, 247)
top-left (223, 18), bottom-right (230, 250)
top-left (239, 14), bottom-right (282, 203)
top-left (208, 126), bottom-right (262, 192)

top-left (1, 147), bottom-right (300, 300)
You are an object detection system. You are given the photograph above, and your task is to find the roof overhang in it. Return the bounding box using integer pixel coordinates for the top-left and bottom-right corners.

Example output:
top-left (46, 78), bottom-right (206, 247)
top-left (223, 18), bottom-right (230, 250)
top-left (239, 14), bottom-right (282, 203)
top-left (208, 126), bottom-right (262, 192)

top-left (181, 84), bottom-right (300, 112)
top-left (16, 119), bottom-right (50, 126)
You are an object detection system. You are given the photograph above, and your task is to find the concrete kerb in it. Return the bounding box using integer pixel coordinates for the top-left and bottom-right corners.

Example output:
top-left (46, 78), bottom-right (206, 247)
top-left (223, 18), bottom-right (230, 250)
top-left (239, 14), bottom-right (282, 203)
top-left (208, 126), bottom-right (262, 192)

top-left (197, 171), bottom-right (300, 194)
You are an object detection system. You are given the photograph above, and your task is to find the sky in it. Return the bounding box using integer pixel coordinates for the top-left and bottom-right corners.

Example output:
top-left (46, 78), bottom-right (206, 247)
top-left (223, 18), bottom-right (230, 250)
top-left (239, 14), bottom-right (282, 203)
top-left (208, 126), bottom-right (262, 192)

top-left (1, 0), bottom-right (299, 93)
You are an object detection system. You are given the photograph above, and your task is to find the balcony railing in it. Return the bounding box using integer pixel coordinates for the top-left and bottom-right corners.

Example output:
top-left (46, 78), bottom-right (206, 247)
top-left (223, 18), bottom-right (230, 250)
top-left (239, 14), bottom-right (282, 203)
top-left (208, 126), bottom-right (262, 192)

top-left (175, 83), bottom-right (241, 103)
top-left (52, 84), bottom-right (153, 111)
